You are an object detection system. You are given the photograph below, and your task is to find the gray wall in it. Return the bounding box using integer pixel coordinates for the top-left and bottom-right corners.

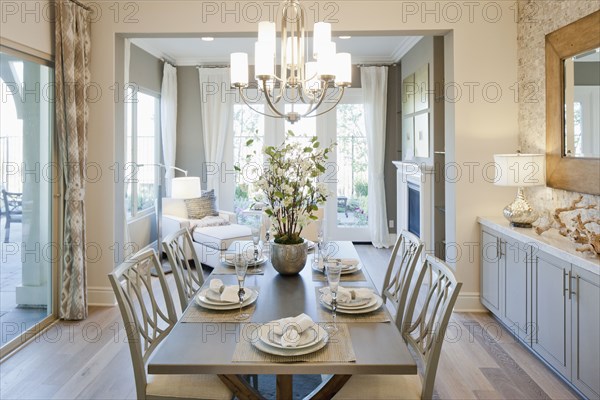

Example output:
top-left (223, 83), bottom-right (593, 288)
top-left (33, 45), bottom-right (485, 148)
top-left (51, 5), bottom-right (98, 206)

top-left (175, 66), bottom-right (207, 180)
top-left (384, 64), bottom-right (401, 234)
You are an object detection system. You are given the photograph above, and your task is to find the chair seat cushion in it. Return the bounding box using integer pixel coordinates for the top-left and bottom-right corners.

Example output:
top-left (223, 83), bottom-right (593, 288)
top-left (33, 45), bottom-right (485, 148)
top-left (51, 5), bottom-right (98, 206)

top-left (332, 375), bottom-right (422, 400)
top-left (193, 224), bottom-right (252, 251)
top-left (146, 373), bottom-right (232, 400)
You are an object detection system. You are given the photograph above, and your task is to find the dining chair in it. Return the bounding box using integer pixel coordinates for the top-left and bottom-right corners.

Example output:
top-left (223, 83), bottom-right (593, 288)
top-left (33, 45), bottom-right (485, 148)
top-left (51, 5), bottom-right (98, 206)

top-left (162, 228), bottom-right (205, 312)
top-left (333, 255), bottom-right (462, 400)
top-left (162, 228), bottom-right (259, 391)
top-left (108, 248), bottom-right (233, 400)
top-left (381, 230), bottom-right (424, 331)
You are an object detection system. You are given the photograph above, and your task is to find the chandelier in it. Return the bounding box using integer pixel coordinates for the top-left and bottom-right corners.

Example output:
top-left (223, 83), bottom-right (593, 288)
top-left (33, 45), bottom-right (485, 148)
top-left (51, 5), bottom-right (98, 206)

top-left (230, 0), bottom-right (351, 123)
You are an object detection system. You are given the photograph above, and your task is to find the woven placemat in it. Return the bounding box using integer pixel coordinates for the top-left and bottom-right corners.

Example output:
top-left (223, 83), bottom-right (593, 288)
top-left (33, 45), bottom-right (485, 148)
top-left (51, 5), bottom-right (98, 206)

top-left (311, 267), bottom-right (367, 282)
top-left (313, 288), bottom-right (391, 323)
top-left (232, 323), bottom-right (356, 363)
top-left (182, 288), bottom-right (259, 323)
top-left (212, 264), bottom-right (265, 275)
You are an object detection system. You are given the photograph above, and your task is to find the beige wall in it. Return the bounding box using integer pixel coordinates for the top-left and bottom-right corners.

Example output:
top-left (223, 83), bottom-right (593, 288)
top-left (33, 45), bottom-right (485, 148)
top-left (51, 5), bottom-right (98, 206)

top-left (0, 0), bottom-right (54, 58)
top-left (84, 0), bottom-right (519, 309)
top-left (518, 0), bottom-right (600, 217)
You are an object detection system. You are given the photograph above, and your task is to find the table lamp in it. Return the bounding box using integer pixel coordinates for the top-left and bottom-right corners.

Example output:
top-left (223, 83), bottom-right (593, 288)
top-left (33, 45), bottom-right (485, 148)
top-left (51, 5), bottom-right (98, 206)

top-left (493, 152), bottom-right (545, 228)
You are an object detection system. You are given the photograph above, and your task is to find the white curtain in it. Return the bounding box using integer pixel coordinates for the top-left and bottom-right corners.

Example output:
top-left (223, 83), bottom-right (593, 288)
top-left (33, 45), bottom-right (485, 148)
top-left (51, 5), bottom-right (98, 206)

top-left (161, 63), bottom-right (177, 196)
top-left (198, 68), bottom-right (233, 206)
top-left (361, 66), bottom-right (393, 248)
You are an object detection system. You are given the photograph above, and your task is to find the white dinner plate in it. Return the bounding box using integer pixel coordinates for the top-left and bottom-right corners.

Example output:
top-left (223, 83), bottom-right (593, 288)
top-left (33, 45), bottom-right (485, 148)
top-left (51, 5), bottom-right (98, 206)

top-left (259, 322), bottom-right (328, 350)
top-left (201, 287), bottom-right (256, 305)
top-left (195, 288), bottom-right (258, 310)
top-left (253, 325), bottom-right (329, 356)
top-left (311, 262), bottom-right (362, 275)
top-left (319, 293), bottom-right (383, 314)
top-left (222, 255), bottom-right (267, 267)
top-left (320, 291), bottom-right (377, 310)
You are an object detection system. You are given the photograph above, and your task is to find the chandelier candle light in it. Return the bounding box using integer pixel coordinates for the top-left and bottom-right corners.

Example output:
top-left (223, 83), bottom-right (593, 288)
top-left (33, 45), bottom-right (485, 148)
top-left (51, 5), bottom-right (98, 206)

top-left (230, 0), bottom-right (352, 123)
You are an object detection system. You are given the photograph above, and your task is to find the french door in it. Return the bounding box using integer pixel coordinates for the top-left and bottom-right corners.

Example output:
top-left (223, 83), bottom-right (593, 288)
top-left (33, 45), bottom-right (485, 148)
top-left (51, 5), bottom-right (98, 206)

top-left (0, 47), bottom-right (57, 358)
top-left (322, 89), bottom-right (370, 241)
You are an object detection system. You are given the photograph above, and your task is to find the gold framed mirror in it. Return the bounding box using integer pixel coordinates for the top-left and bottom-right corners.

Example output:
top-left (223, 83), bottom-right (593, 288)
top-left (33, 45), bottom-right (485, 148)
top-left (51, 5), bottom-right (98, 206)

top-left (545, 10), bottom-right (600, 195)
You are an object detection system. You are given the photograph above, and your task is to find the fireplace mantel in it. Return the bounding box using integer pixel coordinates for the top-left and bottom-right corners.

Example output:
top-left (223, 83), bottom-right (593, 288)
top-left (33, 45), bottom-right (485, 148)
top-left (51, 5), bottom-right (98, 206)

top-left (393, 161), bottom-right (435, 256)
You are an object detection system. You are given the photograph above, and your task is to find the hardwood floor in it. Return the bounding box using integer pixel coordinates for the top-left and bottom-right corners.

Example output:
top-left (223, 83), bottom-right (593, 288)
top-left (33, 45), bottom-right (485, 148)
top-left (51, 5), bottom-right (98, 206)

top-left (0, 245), bottom-right (580, 400)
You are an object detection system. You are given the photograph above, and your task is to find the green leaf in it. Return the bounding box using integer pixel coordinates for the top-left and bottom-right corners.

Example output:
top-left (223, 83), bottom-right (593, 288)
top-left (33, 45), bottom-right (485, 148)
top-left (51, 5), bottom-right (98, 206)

top-left (265, 209), bottom-right (273, 216)
top-left (303, 147), bottom-right (313, 153)
top-left (313, 141), bottom-right (320, 148)
top-left (246, 139), bottom-right (254, 146)
top-left (309, 215), bottom-right (319, 220)
top-left (316, 164), bottom-right (325, 173)
top-left (234, 165), bottom-right (241, 171)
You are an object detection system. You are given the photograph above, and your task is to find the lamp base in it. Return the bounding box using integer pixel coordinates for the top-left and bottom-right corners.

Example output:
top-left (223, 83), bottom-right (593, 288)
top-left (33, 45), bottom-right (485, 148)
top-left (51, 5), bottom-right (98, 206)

top-left (503, 187), bottom-right (538, 228)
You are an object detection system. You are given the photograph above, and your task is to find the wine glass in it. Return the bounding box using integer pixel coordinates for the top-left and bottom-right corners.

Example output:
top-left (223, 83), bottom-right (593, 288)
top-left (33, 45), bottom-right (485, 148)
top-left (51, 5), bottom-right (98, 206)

top-left (319, 240), bottom-right (332, 274)
top-left (234, 254), bottom-right (250, 321)
top-left (250, 225), bottom-right (260, 262)
top-left (326, 261), bottom-right (342, 333)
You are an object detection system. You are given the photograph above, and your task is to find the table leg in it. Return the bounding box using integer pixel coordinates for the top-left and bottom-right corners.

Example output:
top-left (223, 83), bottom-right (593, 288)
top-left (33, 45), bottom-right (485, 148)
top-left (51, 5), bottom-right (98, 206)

top-left (218, 375), bottom-right (265, 400)
top-left (276, 375), bottom-right (293, 399)
top-left (304, 374), bottom-right (352, 400)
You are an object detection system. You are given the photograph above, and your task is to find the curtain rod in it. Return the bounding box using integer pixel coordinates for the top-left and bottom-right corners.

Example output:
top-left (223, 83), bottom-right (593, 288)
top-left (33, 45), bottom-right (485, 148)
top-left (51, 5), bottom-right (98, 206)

top-left (160, 58), bottom-right (175, 67)
top-left (196, 65), bottom-right (229, 69)
top-left (67, 0), bottom-right (91, 11)
top-left (357, 63), bottom-right (397, 68)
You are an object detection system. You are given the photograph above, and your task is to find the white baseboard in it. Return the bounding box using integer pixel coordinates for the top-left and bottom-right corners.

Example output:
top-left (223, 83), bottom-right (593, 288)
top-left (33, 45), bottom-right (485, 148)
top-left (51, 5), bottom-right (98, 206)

top-left (454, 292), bottom-right (486, 312)
top-left (88, 286), bottom-right (116, 306)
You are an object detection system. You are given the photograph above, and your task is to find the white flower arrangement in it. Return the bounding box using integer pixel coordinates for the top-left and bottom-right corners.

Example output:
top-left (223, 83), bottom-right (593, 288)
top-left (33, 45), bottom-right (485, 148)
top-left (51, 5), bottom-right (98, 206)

top-left (255, 131), bottom-right (336, 245)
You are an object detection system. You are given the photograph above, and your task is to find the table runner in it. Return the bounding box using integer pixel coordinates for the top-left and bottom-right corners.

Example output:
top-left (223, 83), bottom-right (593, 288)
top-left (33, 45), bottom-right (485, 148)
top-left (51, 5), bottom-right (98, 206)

top-left (232, 323), bottom-right (356, 363)
top-left (313, 288), bottom-right (392, 323)
top-left (182, 288), bottom-right (259, 323)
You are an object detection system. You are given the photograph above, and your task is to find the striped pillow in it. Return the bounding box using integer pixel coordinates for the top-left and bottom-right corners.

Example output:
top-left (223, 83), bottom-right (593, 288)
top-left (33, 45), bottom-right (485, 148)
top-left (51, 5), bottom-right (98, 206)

top-left (184, 190), bottom-right (219, 219)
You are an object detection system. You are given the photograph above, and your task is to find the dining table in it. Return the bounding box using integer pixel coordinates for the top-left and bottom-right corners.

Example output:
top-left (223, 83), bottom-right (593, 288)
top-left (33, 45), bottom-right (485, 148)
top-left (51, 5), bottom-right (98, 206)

top-left (147, 241), bottom-right (417, 400)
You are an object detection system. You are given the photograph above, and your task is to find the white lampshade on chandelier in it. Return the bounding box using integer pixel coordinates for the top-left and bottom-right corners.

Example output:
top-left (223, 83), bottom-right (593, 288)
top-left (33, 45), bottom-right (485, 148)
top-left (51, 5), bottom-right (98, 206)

top-left (230, 0), bottom-right (351, 123)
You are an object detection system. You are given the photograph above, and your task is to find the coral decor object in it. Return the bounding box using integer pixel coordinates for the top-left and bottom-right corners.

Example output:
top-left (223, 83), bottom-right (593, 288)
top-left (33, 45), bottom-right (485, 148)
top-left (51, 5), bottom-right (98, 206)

top-left (535, 195), bottom-right (599, 256)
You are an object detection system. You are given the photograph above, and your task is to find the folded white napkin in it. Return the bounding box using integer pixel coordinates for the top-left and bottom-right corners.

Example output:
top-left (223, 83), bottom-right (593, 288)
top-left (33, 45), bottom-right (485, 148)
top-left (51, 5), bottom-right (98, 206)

top-left (206, 278), bottom-right (239, 303)
top-left (270, 313), bottom-right (315, 348)
top-left (320, 286), bottom-right (372, 305)
top-left (334, 258), bottom-right (359, 267)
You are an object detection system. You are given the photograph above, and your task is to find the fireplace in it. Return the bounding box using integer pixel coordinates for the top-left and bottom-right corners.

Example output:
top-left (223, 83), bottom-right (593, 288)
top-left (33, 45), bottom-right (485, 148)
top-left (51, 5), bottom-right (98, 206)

top-left (408, 182), bottom-right (420, 237)
top-left (393, 161), bottom-right (434, 256)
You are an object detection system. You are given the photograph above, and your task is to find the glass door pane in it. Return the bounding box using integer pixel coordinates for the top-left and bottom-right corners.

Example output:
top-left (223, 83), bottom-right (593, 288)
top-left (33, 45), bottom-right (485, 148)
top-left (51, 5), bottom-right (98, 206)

top-left (0, 51), bottom-right (54, 349)
top-left (324, 91), bottom-right (370, 241)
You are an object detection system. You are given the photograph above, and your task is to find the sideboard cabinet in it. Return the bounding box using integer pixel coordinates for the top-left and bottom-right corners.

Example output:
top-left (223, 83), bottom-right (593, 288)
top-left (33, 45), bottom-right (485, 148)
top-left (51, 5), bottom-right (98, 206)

top-left (478, 217), bottom-right (599, 399)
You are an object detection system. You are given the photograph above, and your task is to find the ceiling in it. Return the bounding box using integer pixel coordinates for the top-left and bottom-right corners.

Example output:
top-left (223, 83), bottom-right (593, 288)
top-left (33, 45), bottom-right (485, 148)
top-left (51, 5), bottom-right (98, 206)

top-left (130, 36), bottom-right (423, 66)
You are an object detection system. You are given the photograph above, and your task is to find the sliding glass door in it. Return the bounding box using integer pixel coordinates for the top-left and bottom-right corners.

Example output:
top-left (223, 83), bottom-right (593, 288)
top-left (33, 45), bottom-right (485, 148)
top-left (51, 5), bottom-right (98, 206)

top-left (0, 49), bottom-right (56, 355)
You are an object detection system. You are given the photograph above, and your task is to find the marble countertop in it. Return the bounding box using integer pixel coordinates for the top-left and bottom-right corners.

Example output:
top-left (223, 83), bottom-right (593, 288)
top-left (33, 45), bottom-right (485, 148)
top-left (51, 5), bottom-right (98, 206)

top-left (478, 216), bottom-right (599, 275)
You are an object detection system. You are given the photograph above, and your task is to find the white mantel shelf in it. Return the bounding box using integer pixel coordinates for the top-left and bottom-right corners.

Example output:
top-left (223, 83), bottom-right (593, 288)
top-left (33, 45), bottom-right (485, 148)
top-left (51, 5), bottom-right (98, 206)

top-left (478, 216), bottom-right (600, 275)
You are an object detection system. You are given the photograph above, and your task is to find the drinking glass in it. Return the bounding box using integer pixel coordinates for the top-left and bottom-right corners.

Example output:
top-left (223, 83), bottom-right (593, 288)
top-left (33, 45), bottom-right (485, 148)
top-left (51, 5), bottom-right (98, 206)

top-left (234, 254), bottom-right (250, 321)
top-left (319, 240), bottom-right (333, 273)
top-left (251, 226), bottom-right (260, 262)
top-left (326, 262), bottom-right (342, 333)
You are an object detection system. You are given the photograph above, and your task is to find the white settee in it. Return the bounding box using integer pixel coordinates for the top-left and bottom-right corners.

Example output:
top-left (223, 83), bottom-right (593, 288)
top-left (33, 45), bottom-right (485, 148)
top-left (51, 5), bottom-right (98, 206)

top-left (161, 198), bottom-right (252, 268)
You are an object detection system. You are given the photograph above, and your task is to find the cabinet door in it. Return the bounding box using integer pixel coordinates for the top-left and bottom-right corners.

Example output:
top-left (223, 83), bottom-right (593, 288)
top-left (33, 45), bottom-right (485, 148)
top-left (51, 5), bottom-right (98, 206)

top-left (502, 236), bottom-right (530, 342)
top-left (531, 250), bottom-right (571, 378)
top-left (481, 230), bottom-right (501, 314)
top-left (571, 266), bottom-right (600, 399)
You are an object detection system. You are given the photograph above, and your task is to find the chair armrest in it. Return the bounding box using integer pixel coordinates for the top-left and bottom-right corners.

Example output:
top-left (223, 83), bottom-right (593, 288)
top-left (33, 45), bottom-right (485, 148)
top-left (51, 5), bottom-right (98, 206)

top-left (218, 211), bottom-right (238, 224)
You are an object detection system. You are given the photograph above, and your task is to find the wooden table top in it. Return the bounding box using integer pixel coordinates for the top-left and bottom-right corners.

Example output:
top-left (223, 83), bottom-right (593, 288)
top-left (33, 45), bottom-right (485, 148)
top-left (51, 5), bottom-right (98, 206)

top-left (148, 241), bottom-right (417, 376)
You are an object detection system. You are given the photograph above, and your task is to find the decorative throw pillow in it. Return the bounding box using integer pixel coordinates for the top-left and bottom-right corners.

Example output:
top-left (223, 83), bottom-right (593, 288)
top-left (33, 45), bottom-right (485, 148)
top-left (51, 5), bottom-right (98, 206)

top-left (184, 190), bottom-right (219, 220)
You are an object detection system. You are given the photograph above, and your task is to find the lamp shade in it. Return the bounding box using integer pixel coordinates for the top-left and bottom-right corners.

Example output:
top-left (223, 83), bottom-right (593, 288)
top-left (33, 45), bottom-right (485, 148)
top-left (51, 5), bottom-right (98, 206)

top-left (171, 177), bottom-right (202, 199)
top-left (230, 53), bottom-right (248, 86)
top-left (493, 154), bottom-right (546, 187)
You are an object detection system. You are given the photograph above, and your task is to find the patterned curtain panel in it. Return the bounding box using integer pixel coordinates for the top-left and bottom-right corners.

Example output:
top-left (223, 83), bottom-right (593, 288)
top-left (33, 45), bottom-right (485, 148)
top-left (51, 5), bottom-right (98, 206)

top-left (55, 0), bottom-right (91, 320)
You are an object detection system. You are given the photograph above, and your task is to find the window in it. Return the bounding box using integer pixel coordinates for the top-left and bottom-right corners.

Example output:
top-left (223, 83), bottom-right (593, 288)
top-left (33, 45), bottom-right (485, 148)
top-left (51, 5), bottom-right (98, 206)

top-left (284, 104), bottom-right (317, 148)
top-left (233, 104), bottom-right (264, 215)
top-left (335, 103), bottom-right (368, 227)
top-left (126, 89), bottom-right (160, 218)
